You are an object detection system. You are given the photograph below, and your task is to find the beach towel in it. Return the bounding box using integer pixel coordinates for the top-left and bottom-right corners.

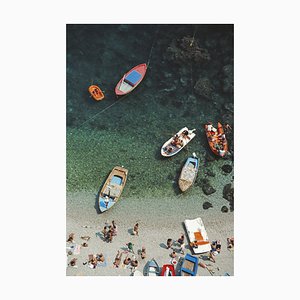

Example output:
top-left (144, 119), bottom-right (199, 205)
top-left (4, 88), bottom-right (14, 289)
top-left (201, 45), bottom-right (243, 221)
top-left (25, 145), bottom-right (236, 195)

top-left (97, 260), bottom-right (107, 267)
top-left (66, 243), bottom-right (81, 255)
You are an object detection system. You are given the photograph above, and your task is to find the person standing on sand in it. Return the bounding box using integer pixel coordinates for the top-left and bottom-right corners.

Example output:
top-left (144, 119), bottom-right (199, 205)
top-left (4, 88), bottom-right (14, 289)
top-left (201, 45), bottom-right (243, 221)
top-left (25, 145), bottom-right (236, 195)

top-left (112, 220), bottom-right (118, 236)
top-left (141, 247), bottom-right (146, 259)
top-left (133, 223), bottom-right (139, 236)
top-left (67, 233), bottom-right (74, 243)
top-left (107, 229), bottom-right (113, 243)
top-left (167, 238), bottom-right (173, 249)
top-left (126, 242), bottom-right (134, 253)
top-left (170, 251), bottom-right (177, 259)
top-left (177, 234), bottom-right (184, 246)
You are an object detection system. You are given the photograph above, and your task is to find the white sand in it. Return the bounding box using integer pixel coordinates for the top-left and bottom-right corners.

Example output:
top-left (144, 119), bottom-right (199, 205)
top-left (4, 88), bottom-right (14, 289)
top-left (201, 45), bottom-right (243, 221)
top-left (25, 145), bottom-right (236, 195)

top-left (66, 191), bottom-right (234, 276)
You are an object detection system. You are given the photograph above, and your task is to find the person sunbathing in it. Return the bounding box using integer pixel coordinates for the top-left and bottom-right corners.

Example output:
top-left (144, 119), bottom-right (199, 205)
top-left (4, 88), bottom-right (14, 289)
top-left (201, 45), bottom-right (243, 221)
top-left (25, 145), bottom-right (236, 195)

top-left (96, 253), bottom-right (105, 262)
top-left (113, 250), bottom-right (123, 268)
top-left (182, 129), bottom-right (190, 139)
top-left (131, 259), bottom-right (138, 268)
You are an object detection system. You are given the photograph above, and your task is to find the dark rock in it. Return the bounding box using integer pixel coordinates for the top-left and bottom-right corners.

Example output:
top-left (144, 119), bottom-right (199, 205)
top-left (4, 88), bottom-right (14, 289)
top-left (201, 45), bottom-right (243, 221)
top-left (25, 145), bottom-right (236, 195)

top-left (165, 36), bottom-right (210, 65)
top-left (222, 164), bottom-right (233, 173)
top-left (202, 183), bottom-right (216, 195)
top-left (223, 183), bottom-right (234, 211)
top-left (194, 77), bottom-right (215, 99)
top-left (221, 206), bottom-right (229, 213)
top-left (203, 201), bottom-right (213, 210)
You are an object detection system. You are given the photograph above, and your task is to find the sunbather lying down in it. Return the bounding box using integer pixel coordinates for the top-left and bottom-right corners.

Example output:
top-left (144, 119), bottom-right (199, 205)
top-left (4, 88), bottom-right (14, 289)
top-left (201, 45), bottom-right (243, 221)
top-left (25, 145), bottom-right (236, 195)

top-left (113, 250), bottom-right (123, 268)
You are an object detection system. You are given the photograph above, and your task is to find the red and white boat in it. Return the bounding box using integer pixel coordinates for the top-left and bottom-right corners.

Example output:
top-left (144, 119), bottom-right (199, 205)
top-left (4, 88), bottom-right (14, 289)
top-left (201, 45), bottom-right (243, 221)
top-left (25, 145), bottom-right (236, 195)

top-left (115, 63), bottom-right (147, 96)
top-left (160, 264), bottom-right (176, 276)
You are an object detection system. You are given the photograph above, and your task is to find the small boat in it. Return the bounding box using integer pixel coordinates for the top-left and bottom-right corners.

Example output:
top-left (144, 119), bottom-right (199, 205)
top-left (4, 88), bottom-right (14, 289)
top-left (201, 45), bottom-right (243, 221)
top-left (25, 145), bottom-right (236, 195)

top-left (204, 122), bottom-right (228, 157)
top-left (184, 217), bottom-right (211, 254)
top-left (88, 85), bottom-right (105, 101)
top-left (115, 63), bottom-right (147, 96)
top-left (161, 127), bottom-right (196, 157)
top-left (145, 258), bottom-right (160, 276)
top-left (160, 264), bottom-right (176, 276)
top-left (180, 253), bottom-right (199, 276)
top-left (178, 153), bottom-right (199, 192)
top-left (98, 166), bottom-right (128, 212)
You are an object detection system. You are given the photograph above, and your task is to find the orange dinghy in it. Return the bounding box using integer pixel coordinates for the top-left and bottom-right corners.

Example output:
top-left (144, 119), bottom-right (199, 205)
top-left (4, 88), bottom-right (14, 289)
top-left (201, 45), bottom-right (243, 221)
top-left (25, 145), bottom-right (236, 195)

top-left (88, 85), bottom-right (105, 101)
top-left (204, 122), bottom-right (228, 157)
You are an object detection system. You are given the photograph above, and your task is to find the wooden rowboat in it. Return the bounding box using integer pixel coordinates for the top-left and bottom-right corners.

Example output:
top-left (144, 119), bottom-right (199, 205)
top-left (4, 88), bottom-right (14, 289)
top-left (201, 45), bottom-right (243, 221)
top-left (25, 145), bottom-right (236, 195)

top-left (204, 122), bottom-right (228, 157)
top-left (180, 254), bottom-right (199, 276)
top-left (160, 264), bottom-right (176, 276)
top-left (161, 127), bottom-right (196, 157)
top-left (88, 85), bottom-right (105, 101)
top-left (178, 153), bottom-right (199, 192)
top-left (98, 166), bottom-right (128, 212)
top-left (115, 63), bottom-right (147, 96)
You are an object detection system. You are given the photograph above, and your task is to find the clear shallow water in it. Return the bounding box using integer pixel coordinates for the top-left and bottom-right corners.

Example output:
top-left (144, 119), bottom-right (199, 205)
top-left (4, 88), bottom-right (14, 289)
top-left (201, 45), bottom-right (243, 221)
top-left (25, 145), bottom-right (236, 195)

top-left (66, 24), bottom-right (234, 199)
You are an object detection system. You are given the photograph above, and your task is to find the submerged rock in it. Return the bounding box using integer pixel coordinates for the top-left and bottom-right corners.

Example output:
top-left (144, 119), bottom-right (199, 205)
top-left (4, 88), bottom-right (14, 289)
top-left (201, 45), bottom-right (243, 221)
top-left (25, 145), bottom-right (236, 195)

top-left (222, 164), bottom-right (233, 173)
top-left (194, 77), bottom-right (215, 99)
top-left (165, 36), bottom-right (210, 65)
top-left (221, 206), bottom-right (229, 213)
top-left (203, 201), bottom-right (213, 209)
top-left (202, 183), bottom-right (216, 195)
top-left (223, 183), bottom-right (234, 211)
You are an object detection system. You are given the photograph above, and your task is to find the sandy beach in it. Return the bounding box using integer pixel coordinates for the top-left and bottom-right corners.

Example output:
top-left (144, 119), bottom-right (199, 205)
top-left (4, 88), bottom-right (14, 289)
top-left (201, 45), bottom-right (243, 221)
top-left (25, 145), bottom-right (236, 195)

top-left (66, 191), bottom-right (234, 276)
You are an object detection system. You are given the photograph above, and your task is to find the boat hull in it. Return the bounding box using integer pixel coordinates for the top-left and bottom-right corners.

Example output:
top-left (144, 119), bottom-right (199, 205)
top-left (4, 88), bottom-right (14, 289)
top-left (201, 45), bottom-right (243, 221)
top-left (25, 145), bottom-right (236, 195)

top-left (160, 264), bottom-right (176, 276)
top-left (115, 63), bottom-right (147, 96)
top-left (98, 166), bottom-right (128, 212)
top-left (184, 217), bottom-right (211, 254)
top-left (161, 127), bottom-right (196, 157)
top-left (89, 85), bottom-right (105, 101)
top-left (205, 122), bottom-right (228, 157)
top-left (178, 156), bottom-right (199, 192)
top-left (180, 254), bottom-right (199, 276)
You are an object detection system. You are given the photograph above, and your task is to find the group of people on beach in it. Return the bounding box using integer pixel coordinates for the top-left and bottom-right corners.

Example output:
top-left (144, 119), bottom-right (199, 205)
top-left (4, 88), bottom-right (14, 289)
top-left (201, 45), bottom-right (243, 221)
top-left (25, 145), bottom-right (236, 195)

top-left (67, 218), bottom-right (234, 274)
top-left (166, 234), bottom-right (185, 255)
top-left (101, 220), bottom-right (118, 243)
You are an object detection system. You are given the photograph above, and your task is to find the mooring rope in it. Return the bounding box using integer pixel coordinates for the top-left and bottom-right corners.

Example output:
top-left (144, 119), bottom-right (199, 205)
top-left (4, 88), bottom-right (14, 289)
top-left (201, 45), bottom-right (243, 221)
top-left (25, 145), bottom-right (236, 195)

top-left (147, 26), bottom-right (160, 67)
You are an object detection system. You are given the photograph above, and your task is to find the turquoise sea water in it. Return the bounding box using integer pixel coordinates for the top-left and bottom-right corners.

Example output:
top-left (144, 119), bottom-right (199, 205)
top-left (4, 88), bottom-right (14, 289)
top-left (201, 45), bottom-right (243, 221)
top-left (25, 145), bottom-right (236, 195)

top-left (66, 24), bottom-right (233, 202)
